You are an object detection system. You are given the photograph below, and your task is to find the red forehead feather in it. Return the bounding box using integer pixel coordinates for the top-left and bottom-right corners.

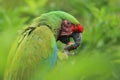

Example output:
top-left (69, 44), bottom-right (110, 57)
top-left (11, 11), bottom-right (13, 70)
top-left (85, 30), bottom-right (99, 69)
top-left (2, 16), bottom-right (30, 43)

top-left (71, 24), bottom-right (84, 33)
top-left (77, 24), bottom-right (84, 32)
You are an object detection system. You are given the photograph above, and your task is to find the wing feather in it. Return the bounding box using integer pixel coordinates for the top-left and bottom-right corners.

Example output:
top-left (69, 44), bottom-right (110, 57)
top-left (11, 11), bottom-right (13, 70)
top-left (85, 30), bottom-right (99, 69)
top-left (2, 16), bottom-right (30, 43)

top-left (4, 25), bottom-right (57, 80)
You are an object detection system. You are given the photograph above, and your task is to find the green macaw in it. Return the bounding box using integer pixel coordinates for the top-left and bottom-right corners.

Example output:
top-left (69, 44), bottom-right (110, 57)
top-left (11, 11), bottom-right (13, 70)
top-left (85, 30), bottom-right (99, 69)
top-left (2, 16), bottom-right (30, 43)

top-left (4, 11), bottom-right (84, 80)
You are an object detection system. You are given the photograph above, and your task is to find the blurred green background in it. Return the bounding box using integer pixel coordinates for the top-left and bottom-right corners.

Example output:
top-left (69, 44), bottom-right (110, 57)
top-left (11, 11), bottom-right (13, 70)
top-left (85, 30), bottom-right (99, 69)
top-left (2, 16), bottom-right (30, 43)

top-left (0, 0), bottom-right (120, 80)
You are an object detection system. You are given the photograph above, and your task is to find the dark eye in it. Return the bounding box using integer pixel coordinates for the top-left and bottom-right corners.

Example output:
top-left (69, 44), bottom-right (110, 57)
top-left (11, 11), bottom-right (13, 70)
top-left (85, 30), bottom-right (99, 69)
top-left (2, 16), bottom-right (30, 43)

top-left (62, 20), bottom-right (71, 26)
top-left (67, 22), bottom-right (70, 25)
top-left (67, 22), bottom-right (71, 26)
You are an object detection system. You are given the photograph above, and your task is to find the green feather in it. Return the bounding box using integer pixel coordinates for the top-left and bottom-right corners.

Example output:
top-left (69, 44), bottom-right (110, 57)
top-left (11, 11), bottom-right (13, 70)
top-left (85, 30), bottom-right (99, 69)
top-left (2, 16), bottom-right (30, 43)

top-left (4, 26), bottom-right (56, 80)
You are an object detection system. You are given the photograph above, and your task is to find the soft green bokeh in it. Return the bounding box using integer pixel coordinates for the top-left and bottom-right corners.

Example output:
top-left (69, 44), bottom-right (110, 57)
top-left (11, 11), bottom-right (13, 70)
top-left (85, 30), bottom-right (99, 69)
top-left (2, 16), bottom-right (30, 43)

top-left (0, 0), bottom-right (120, 80)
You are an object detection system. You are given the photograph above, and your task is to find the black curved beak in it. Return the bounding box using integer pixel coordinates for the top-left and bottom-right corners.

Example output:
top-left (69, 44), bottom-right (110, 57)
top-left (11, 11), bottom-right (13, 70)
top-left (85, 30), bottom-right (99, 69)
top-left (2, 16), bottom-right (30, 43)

top-left (71, 32), bottom-right (82, 49)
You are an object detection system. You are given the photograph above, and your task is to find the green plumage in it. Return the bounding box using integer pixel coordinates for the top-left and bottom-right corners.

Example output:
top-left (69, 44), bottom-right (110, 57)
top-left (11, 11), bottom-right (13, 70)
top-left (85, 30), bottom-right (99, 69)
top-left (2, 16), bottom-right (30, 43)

top-left (4, 26), bottom-right (56, 80)
top-left (4, 11), bottom-right (80, 80)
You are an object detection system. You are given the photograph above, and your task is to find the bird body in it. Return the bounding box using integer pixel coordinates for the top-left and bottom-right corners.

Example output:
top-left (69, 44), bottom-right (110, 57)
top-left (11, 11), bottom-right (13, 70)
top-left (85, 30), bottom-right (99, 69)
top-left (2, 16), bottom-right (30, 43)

top-left (4, 26), bottom-right (57, 80)
top-left (4, 11), bottom-right (83, 80)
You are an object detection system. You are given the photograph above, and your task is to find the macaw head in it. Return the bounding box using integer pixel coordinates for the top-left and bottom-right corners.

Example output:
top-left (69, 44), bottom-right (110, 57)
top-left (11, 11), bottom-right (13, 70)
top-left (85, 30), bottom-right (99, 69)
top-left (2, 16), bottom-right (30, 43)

top-left (33, 11), bottom-right (84, 33)
top-left (60, 19), bottom-right (84, 36)
top-left (33, 11), bottom-right (84, 52)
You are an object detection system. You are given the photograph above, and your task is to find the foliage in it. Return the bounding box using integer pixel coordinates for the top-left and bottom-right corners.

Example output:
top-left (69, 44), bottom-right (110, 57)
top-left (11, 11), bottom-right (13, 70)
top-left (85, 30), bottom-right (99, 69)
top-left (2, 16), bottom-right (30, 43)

top-left (0, 0), bottom-right (120, 80)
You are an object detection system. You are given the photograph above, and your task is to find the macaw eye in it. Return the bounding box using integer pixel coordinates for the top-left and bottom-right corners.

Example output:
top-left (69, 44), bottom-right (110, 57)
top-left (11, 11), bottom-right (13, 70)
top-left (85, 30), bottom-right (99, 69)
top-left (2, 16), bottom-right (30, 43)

top-left (63, 20), bottom-right (71, 26)
top-left (67, 22), bottom-right (71, 26)
top-left (62, 20), bottom-right (72, 28)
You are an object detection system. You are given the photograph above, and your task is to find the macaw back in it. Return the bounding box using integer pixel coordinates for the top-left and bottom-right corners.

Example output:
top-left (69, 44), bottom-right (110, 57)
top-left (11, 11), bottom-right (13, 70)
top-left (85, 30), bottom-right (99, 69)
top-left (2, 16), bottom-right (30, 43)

top-left (4, 25), bottom-right (57, 80)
